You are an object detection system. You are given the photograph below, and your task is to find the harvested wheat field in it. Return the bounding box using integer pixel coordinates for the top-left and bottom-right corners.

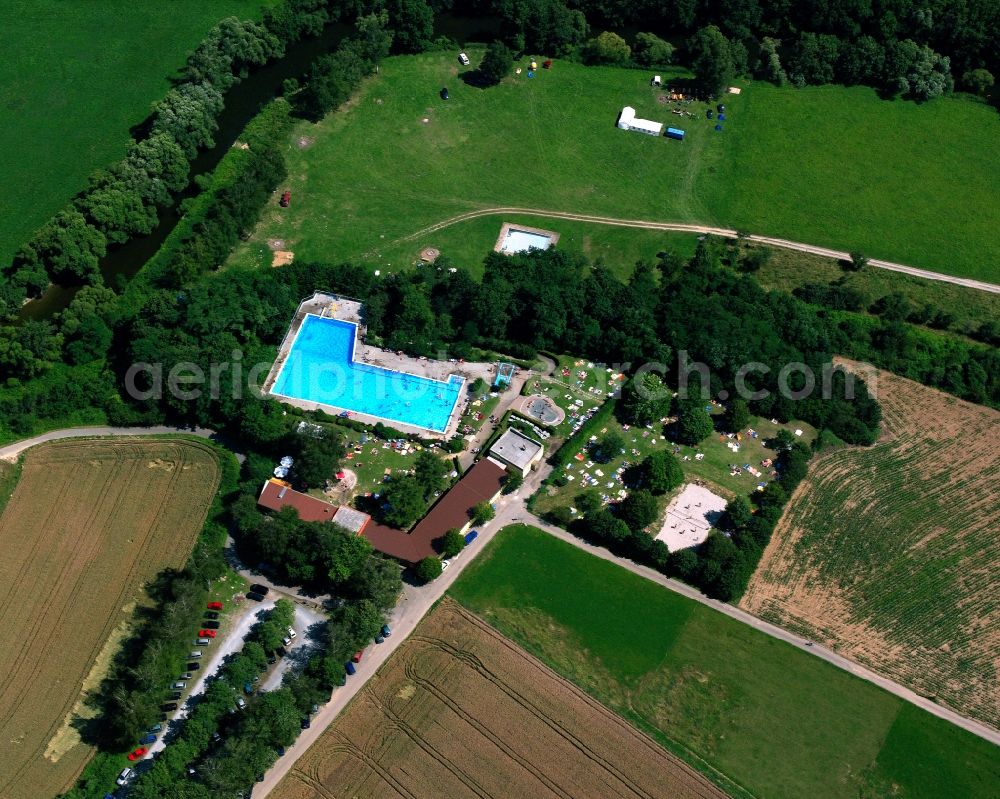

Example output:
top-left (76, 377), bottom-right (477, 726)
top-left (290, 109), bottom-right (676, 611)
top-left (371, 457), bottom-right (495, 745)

top-left (279, 600), bottom-right (728, 799)
top-left (0, 438), bottom-right (221, 799)
top-left (742, 361), bottom-right (1000, 728)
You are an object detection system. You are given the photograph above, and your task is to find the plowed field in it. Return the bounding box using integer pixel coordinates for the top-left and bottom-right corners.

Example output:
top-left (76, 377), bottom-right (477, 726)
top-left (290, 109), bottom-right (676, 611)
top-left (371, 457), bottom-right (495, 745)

top-left (0, 438), bottom-right (221, 799)
top-left (278, 600), bottom-right (728, 799)
top-left (742, 362), bottom-right (1000, 728)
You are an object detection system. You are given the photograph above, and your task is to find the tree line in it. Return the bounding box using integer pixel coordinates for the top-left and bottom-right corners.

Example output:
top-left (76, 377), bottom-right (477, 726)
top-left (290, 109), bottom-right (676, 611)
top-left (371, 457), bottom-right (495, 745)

top-left (0, 0), bottom-right (373, 321)
top-left (474, 0), bottom-right (998, 101)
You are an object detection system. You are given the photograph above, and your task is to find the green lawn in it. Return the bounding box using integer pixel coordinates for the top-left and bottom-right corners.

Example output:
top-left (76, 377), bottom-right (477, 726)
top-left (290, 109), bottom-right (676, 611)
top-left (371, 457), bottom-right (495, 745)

top-left (451, 526), bottom-right (1000, 799)
top-left (0, 0), bottom-right (271, 265)
top-left (532, 403), bottom-right (816, 524)
top-left (232, 51), bottom-right (999, 281)
top-left (748, 245), bottom-right (1000, 334)
top-left (705, 83), bottom-right (1000, 283)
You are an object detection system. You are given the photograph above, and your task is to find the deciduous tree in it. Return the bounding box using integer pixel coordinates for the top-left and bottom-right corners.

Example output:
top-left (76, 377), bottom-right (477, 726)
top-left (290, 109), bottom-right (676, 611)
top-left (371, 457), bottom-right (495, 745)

top-left (479, 40), bottom-right (513, 86)
top-left (440, 528), bottom-right (465, 558)
top-left (633, 32), bottom-right (674, 67)
top-left (687, 25), bottom-right (735, 96)
top-left (674, 397), bottom-right (713, 444)
top-left (415, 556), bottom-right (442, 583)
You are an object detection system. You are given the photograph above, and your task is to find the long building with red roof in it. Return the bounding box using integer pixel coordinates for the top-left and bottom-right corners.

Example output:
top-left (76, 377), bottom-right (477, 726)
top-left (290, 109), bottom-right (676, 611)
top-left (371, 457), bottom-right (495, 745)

top-left (256, 459), bottom-right (507, 566)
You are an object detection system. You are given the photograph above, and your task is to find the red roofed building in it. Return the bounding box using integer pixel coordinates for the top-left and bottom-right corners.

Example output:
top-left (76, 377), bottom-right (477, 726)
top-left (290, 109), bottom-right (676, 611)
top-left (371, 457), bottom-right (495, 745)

top-left (362, 458), bottom-right (507, 566)
top-left (257, 479), bottom-right (370, 533)
top-left (258, 459), bottom-right (506, 567)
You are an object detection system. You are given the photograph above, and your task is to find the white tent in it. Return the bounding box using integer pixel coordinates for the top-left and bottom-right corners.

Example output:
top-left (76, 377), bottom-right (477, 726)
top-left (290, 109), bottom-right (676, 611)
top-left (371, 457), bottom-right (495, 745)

top-left (617, 106), bottom-right (662, 136)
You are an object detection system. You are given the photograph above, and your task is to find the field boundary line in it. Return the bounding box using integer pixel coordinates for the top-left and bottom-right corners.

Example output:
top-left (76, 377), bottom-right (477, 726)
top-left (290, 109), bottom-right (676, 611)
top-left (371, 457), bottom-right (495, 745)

top-left (513, 509), bottom-right (1000, 748)
top-left (388, 207), bottom-right (1000, 294)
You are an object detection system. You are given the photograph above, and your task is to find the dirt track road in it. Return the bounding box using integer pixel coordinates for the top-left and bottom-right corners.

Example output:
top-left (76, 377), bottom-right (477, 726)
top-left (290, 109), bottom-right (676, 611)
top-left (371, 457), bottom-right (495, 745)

top-left (393, 207), bottom-right (1000, 294)
top-left (0, 425), bottom-right (243, 463)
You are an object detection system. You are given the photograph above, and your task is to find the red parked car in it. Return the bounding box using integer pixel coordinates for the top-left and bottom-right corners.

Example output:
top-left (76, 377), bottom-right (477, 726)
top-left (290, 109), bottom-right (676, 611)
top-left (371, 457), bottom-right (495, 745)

top-left (352, 650), bottom-right (364, 664)
top-left (207, 601), bottom-right (223, 611)
top-left (279, 190), bottom-right (291, 207)
top-left (198, 629), bottom-right (217, 638)
top-left (127, 746), bottom-right (148, 761)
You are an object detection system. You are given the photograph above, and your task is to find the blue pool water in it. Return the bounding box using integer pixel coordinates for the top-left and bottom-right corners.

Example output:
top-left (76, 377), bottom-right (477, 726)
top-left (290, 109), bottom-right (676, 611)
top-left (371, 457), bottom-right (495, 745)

top-left (271, 316), bottom-right (463, 432)
top-left (501, 229), bottom-right (553, 254)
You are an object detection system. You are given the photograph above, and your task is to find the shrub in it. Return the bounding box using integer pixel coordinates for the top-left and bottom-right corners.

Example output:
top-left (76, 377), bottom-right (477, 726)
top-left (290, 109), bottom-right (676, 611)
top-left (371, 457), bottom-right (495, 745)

top-left (415, 556), bottom-right (442, 583)
top-left (440, 528), bottom-right (465, 558)
top-left (472, 500), bottom-right (495, 525)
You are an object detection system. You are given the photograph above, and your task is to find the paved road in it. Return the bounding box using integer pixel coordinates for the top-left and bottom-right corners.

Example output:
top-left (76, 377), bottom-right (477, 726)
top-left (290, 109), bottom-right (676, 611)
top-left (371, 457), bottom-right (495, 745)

top-left (393, 207), bottom-right (1000, 294)
top-left (252, 467), bottom-right (551, 797)
top-left (0, 425), bottom-right (244, 463)
top-left (258, 460), bottom-right (998, 797)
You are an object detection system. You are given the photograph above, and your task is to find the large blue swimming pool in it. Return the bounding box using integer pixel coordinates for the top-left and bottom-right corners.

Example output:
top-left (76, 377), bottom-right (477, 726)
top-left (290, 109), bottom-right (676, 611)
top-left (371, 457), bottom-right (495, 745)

top-left (271, 316), bottom-right (463, 432)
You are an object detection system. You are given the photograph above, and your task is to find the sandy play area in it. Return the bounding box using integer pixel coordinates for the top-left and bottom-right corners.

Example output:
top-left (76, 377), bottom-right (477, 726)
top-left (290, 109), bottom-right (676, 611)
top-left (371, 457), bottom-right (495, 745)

top-left (655, 483), bottom-right (727, 552)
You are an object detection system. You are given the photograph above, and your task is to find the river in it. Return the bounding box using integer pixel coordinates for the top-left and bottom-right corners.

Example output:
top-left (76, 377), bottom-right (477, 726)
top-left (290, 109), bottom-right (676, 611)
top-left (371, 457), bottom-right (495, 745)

top-left (19, 15), bottom-right (500, 321)
top-left (19, 22), bottom-right (350, 320)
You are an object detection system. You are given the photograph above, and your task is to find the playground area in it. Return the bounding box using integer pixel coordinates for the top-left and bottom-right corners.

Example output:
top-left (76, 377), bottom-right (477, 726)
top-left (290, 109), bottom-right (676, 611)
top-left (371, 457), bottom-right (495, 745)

top-left (512, 393), bottom-right (565, 426)
top-left (654, 483), bottom-right (728, 551)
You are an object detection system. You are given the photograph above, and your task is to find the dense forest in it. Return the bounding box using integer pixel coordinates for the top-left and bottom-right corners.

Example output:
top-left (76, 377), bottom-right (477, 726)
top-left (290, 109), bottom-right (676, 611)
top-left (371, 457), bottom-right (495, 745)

top-left (478, 0), bottom-right (999, 98)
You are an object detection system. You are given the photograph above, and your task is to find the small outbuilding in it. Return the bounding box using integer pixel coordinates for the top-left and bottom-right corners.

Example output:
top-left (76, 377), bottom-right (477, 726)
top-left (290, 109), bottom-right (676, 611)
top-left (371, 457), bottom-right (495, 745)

top-left (489, 428), bottom-right (544, 477)
top-left (666, 127), bottom-right (685, 140)
top-left (651, 75), bottom-right (661, 86)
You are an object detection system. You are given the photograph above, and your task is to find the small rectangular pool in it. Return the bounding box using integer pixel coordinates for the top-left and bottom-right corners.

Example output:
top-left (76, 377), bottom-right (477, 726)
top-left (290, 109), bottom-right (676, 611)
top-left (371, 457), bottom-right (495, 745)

top-left (500, 228), bottom-right (554, 254)
top-left (270, 316), bottom-right (463, 433)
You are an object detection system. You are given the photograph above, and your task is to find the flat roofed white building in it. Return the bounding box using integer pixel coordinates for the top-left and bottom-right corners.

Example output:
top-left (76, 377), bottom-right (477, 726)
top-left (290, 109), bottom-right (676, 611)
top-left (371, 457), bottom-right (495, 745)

top-left (489, 428), bottom-right (544, 477)
top-left (617, 106), bottom-right (663, 136)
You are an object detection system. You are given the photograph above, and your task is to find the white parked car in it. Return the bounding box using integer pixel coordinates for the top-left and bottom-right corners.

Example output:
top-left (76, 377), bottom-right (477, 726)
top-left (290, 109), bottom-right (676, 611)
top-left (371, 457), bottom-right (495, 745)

top-left (116, 768), bottom-right (133, 786)
top-left (458, 52), bottom-right (470, 66)
top-left (287, 627), bottom-right (297, 639)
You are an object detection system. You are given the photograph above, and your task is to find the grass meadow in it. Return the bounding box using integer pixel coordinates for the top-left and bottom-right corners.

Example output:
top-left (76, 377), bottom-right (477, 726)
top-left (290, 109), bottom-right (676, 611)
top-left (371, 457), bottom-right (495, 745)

top-left (233, 50), bottom-right (999, 281)
top-left (750, 245), bottom-right (1000, 332)
top-left (0, 0), bottom-right (271, 266)
top-left (451, 525), bottom-right (1000, 799)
